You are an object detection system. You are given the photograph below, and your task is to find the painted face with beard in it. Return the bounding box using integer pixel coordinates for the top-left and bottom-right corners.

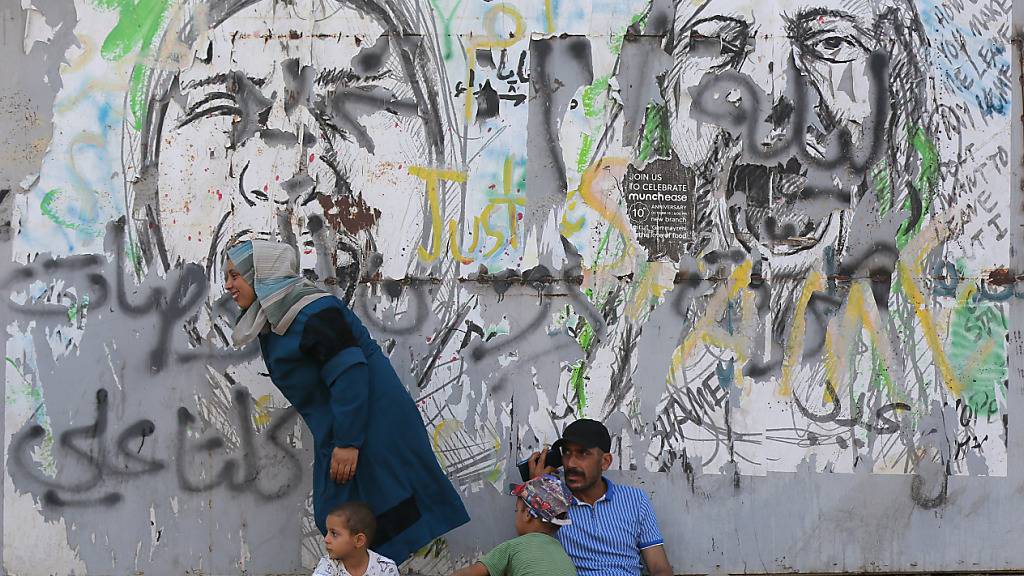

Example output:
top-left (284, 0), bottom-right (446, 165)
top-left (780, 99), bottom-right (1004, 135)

top-left (665, 0), bottom-right (911, 259)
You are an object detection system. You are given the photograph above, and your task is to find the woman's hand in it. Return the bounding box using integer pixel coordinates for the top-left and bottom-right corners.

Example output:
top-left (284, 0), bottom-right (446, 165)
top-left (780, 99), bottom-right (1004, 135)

top-left (330, 446), bottom-right (359, 483)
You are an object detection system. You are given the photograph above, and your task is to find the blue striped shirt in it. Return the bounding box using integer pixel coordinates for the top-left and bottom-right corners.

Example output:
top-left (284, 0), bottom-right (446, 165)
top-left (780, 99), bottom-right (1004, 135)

top-left (554, 477), bottom-right (665, 576)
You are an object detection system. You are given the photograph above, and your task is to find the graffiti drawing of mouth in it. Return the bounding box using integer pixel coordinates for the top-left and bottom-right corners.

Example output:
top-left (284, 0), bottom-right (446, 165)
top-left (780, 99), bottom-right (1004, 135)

top-left (726, 160), bottom-right (840, 256)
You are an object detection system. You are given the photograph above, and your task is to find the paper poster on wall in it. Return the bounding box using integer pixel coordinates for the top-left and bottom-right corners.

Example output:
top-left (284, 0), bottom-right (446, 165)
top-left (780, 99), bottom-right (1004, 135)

top-left (623, 155), bottom-right (697, 261)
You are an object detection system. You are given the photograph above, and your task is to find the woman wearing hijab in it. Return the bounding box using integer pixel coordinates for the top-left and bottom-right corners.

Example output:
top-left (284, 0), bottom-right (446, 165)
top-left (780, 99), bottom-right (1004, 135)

top-left (223, 239), bottom-right (470, 563)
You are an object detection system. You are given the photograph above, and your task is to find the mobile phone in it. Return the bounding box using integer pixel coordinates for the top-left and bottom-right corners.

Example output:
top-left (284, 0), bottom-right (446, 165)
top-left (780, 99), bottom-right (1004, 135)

top-left (516, 449), bottom-right (563, 482)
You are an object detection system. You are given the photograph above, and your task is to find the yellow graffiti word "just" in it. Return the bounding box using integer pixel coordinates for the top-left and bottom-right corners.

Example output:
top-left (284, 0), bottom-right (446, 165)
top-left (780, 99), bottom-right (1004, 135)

top-left (410, 157), bottom-right (524, 264)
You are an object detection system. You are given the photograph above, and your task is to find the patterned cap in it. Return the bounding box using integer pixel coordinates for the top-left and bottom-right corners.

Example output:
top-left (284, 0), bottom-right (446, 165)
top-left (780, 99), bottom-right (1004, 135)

top-left (510, 474), bottom-right (572, 526)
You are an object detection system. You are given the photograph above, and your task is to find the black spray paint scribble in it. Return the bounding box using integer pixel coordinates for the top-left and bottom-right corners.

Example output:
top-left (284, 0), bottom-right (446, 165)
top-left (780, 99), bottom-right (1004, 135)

top-left (4, 219), bottom-right (256, 372)
top-left (690, 51), bottom-right (889, 172)
top-left (792, 381), bottom-right (911, 435)
top-left (523, 36), bottom-right (594, 261)
top-left (9, 387), bottom-right (302, 507)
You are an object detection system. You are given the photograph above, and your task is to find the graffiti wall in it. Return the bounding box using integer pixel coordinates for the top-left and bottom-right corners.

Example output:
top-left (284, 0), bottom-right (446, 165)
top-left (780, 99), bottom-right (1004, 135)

top-left (2, 0), bottom-right (1022, 572)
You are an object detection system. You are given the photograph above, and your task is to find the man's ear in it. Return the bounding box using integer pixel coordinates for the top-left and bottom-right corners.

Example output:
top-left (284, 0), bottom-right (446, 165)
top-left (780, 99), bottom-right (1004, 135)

top-left (355, 532), bottom-right (368, 548)
top-left (601, 451), bottom-right (612, 471)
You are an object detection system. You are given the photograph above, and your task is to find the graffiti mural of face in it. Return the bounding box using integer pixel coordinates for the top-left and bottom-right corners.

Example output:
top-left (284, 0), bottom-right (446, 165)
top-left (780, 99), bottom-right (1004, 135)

top-left (667, 0), bottom-right (899, 258)
top-left (156, 0), bottom-right (430, 283)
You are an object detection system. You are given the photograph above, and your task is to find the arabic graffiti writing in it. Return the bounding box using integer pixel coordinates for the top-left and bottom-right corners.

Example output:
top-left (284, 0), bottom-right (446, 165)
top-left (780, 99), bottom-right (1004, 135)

top-left (9, 387), bottom-right (303, 508)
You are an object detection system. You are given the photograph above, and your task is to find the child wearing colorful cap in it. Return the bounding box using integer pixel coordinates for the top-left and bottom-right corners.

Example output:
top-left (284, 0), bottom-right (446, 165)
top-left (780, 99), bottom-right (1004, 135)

top-left (451, 474), bottom-right (577, 576)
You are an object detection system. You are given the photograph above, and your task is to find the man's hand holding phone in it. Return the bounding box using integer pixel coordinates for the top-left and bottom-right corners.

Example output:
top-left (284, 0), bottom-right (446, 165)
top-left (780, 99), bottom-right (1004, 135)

top-left (525, 447), bottom-right (562, 479)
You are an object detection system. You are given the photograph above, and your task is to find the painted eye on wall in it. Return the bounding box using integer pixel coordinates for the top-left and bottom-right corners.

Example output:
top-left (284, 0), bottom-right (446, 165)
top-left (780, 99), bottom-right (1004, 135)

top-left (178, 91), bottom-right (242, 128)
top-left (686, 16), bottom-right (750, 70)
top-left (801, 32), bottom-right (866, 64)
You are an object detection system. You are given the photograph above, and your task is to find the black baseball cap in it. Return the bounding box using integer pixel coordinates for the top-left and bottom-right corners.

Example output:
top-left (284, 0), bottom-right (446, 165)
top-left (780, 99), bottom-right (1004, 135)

top-left (552, 419), bottom-right (611, 453)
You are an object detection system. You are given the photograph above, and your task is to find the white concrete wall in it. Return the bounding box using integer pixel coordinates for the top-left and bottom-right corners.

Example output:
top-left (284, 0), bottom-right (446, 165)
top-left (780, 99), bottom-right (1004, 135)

top-left (1, 0), bottom-right (1021, 573)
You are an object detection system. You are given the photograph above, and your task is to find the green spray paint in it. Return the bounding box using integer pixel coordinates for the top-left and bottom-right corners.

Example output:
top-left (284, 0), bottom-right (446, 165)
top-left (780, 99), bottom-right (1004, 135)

top-left (610, 12), bottom-right (648, 55)
top-left (92, 0), bottom-right (172, 129)
top-left (562, 289), bottom-right (600, 415)
top-left (869, 343), bottom-right (904, 403)
top-left (896, 127), bottom-right (939, 249)
top-left (948, 300), bottom-right (1007, 415)
top-left (569, 360), bottom-right (587, 414)
top-left (581, 75), bottom-right (610, 119)
top-left (576, 133), bottom-right (594, 174)
top-left (67, 295), bottom-right (90, 325)
top-left (872, 128), bottom-right (938, 248)
top-left (872, 160), bottom-right (891, 215)
top-left (571, 316), bottom-right (596, 414)
top-left (41, 189), bottom-right (102, 237)
top-left (637, 104), bottom-right (671, 163)
top-left (428, 0), bottom-right (463, 61)
top-left (5, 357), bottom-right (56, 475)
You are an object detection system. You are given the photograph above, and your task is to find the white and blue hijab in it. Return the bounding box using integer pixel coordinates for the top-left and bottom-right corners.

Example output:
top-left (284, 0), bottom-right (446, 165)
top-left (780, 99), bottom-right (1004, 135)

top-left (226, 240), bottom-right (330, 346)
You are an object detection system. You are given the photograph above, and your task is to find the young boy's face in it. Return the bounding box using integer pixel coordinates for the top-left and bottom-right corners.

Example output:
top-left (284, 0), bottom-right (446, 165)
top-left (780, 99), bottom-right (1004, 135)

top-left (513, 499), bottom-right (533, 536)
top-left (324, 514), bottom-right (363, 560)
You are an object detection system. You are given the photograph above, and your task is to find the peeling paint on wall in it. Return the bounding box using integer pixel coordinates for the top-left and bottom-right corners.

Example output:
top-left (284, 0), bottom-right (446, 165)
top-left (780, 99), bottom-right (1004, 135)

top-left (1, 0), bottom-right (1021, 573)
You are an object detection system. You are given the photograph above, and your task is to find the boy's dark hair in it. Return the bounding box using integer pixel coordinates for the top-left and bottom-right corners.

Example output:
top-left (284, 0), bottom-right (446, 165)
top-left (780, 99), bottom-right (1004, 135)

top-left (328, 502), bottom-right (377, 544)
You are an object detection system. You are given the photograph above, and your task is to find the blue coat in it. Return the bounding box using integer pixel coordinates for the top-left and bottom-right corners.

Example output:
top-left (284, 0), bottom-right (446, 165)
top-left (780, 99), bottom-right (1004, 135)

top-left (259, 295), bottom-right (470, 562)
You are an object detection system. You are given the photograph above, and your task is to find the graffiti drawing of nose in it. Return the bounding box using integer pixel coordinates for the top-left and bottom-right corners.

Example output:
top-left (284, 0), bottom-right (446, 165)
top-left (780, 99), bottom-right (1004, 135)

top-left (688, 62), bottom-right (810, 163)
top-left (258, 59), bottom-right (319, 150)
top-left (280, 171), bottom-right (315, 206)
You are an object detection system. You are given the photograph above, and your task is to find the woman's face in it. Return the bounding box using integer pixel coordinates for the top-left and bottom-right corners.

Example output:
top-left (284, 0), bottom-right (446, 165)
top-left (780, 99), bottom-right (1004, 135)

top-left (156, 0), bottom-right (431, 280)
top-left (223, 259), bottom-right (256, 309)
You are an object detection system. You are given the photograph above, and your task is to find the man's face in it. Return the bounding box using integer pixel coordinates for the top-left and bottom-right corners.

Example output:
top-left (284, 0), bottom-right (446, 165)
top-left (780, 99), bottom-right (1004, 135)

top-left (157, 0), bottom-right (430, 279)
top-left (561, 442), bottom-right (611, 494)
top-left (668, 0), bottom-right (891, 256)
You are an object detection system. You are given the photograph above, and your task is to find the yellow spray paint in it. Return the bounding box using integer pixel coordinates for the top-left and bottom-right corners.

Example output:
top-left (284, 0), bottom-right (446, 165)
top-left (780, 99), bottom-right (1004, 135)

top-left (667, 259), bottom-right (752, 386)
top-left (779, 271), bottom-right (824, 396)
top-left (410, 166), bottom-right (468, 263)
top-left (897, 209), bottom-right (964, 396)
top-left (899, 261), bottom-right (962, 395)
top-left (494, 155), bottom-right (522, 250)
top-left (464, 4), bottom-right (526, 122)
top-left (252, 394), bottom-right (273, 428)
top-left (820, 281), bottom-right (900, 403)
top-left (577, 157), bottom-right (637, 271)
top-left (625, 261), bottom-right (674, 320)
top-left (413, 158), bottom-right (525, 265)
top-left (431, 418), bottom-right (462, 470)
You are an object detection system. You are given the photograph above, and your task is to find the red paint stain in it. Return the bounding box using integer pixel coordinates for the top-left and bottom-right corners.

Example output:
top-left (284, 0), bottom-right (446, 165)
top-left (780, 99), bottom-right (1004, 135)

top-left (988, 267), bottom-right (1015, 285)
top-left (309, 153), bottom-right (315, 163)
top-left (516, 212), bottom-right (523, 220)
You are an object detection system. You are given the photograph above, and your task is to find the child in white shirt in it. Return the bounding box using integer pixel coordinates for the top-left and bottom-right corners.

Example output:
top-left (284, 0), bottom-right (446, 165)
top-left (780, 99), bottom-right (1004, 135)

top-left (312, 501), bottom-right (400, 576)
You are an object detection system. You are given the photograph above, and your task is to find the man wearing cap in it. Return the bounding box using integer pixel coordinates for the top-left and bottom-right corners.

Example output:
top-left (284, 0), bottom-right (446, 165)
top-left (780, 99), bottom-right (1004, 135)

top-left (528, 419), bottom-right (673, 576)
